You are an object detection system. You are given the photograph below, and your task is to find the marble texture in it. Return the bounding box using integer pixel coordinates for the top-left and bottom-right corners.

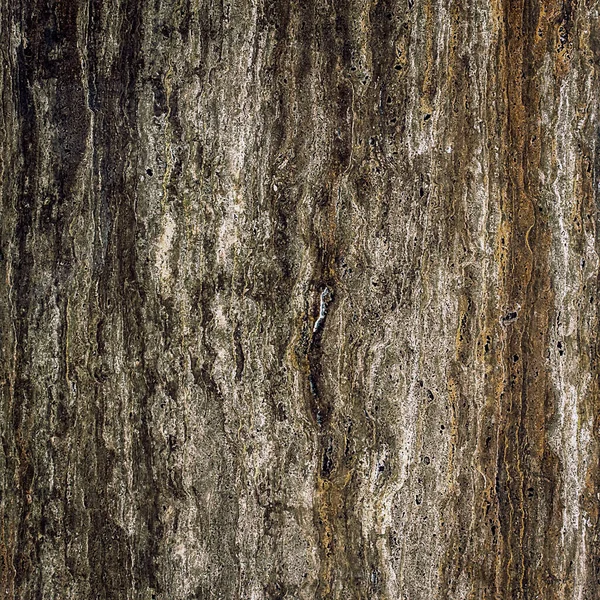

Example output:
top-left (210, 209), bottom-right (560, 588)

top-left (1, 0), bottom-right (600, 598)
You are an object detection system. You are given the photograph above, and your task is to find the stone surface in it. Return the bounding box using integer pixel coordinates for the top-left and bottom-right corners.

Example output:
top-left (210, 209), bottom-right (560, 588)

top-left (2, 0), bottom-right (600, 598)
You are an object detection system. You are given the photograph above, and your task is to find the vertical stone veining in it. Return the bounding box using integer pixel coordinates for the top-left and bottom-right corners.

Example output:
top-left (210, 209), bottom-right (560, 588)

top-left (1, 1), bottom-right (600, 599)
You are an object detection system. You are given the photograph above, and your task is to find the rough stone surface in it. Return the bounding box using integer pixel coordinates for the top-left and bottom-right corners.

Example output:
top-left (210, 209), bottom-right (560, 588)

top-left (2, 1), bottom-right (600, 598)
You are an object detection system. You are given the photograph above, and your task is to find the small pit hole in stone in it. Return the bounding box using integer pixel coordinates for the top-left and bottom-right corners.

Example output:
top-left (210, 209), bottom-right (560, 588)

top-left (423, 456), bottom-right (430, 465)
top-left (424, 113), bottom-right (431, 121)
top-left (502, 311), bottom-right (517, 323)
top-left (146, 168), bottom-right (153, 176)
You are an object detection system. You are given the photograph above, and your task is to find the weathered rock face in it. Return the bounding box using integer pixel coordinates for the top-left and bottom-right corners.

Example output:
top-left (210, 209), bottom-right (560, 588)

top-left (2, 0), bottom-right (600, 598)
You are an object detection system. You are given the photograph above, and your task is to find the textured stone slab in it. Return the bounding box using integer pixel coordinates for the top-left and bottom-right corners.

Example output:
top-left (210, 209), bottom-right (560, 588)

top-left (1, 1), bottom-right (600, 598)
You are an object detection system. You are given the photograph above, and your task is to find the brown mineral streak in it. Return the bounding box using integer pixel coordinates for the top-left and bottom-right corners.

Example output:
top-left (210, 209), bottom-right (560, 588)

top-left (1, 0), bottom-right (600, 598)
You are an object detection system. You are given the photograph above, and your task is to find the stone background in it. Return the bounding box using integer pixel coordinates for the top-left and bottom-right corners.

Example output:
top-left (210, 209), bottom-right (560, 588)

top-left (2, 0), bottom-right (600, 598)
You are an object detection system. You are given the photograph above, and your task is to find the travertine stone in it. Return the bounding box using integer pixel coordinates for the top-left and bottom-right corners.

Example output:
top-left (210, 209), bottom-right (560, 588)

top-left (1, 1), bottom-right (600, 598)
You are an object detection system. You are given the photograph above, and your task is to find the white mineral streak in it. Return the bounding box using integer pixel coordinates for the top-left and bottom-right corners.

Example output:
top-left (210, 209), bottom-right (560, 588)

top-left (313, 287), bottom-right (331, 332)
top-left (156, 211), bottom-right (176, 288)
top-left (546, 73), bottom-right (593, 595)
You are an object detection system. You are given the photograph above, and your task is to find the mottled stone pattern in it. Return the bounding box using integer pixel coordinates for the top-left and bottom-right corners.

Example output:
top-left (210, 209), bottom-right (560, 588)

top-left (1, 0), bottom-right (600, 598)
